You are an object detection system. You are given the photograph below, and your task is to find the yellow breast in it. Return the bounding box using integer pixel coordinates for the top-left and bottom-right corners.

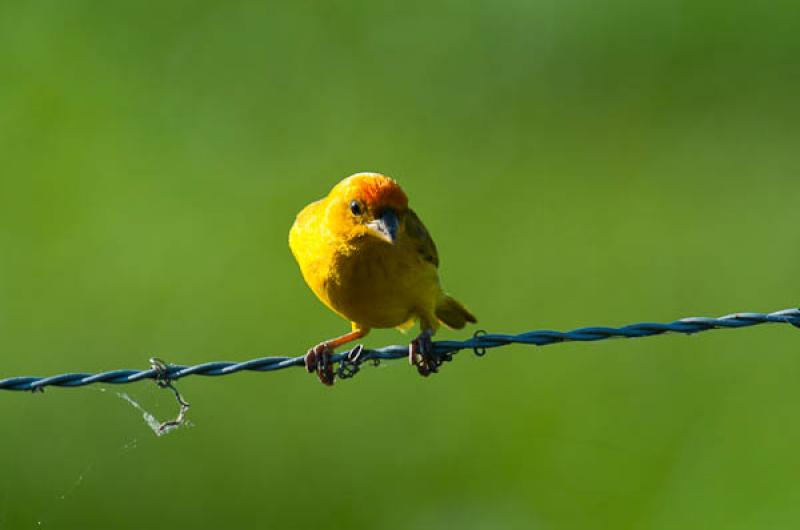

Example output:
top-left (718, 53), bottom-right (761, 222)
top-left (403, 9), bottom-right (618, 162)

top-left (289, 201), bottom-right (440, 330)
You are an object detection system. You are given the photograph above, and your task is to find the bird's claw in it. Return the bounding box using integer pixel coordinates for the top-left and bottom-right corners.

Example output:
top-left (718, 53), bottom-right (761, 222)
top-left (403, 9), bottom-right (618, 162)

top-left (409, 330), bottom-right (441, 377)
top-left (305, 342), bottom-right (335, 386)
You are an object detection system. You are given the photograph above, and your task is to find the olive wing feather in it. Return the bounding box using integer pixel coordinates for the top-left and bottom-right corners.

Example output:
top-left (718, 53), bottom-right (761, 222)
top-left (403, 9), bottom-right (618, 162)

top-left (406, 208), bottom-right (439, 267)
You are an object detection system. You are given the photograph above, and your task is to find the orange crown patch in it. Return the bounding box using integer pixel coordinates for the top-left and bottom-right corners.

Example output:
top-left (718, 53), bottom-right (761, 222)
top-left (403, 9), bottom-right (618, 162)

top-left (342, 172), bottom-right (409, 210)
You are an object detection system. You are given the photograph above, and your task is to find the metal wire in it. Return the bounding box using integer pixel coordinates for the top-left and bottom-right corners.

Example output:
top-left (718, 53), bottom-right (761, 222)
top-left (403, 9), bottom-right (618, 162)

top-left (2, 307), bottom-right (798, 392)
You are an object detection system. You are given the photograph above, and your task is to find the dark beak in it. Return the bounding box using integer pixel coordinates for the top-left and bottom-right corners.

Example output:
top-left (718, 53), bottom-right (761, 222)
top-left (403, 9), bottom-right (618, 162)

top-left (367, 209), bottom-right (399, 244)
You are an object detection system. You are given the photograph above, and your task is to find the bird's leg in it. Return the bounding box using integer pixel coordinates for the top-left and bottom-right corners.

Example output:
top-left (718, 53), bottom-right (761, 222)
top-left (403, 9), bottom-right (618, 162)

top-left (305, 328), bottom-right (367, 386)
top-left (409, 328), bottom-right (439, 377)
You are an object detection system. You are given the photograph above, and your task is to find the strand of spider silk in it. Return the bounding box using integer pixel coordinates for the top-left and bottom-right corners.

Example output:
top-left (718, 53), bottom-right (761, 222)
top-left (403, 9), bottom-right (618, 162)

top-left (1, 307), bottom-right (798, 392)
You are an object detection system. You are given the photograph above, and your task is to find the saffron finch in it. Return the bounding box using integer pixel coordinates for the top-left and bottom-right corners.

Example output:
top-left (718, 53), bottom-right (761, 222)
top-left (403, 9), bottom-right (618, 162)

top-left (289, 172), bottom-right (477, 385)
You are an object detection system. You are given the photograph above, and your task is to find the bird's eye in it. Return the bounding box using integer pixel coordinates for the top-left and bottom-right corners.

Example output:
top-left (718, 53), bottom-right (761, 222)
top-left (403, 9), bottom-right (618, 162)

top-left (350, 200), bottom-right (363, 216)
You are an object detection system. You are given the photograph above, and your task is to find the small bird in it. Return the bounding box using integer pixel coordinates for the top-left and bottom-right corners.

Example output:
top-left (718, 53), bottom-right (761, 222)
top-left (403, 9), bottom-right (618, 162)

top-left (289, 172), bottom-right (477, 385)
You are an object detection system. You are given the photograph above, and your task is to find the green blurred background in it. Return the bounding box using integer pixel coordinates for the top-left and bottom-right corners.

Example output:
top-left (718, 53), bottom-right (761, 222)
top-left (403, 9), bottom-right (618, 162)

top-left (1, 1), bottom-right (798, 528)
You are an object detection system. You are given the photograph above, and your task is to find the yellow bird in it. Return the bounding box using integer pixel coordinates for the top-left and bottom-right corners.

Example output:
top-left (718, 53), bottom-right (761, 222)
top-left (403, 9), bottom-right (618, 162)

top-left (289, 172), bottom-right (477, 385)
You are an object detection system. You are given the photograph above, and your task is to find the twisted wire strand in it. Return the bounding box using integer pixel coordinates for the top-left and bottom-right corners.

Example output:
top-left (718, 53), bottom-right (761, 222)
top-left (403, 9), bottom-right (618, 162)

top-left (2, 308), bottom-right (798, 392)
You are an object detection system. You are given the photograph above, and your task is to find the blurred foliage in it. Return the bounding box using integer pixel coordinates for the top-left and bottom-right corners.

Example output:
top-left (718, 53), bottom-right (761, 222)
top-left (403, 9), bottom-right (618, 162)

top-left (1, 1), bottom-right (798, 529)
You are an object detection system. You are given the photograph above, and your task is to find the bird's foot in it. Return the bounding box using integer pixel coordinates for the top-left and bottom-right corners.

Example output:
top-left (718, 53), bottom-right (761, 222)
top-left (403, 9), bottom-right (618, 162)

top-left (409, 329), bottom-right (441, 377)
top-left (305, 342), bottom-right (335, 386)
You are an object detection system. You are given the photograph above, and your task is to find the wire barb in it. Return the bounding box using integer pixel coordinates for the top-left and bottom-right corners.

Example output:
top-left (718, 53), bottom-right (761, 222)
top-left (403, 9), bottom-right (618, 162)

top-left (336, 345), bottom-right (366, 380)
top-left (149, 357), bottom-right (190, 434)
top-left (1, 307), bottom-right (798, 393)
top-left (472, 330), bottom-right (488, 357)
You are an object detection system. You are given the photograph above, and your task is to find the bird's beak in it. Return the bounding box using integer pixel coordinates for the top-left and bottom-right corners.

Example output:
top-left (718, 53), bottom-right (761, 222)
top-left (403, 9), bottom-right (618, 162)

top-left (367, 209), bottom-right (399, 244)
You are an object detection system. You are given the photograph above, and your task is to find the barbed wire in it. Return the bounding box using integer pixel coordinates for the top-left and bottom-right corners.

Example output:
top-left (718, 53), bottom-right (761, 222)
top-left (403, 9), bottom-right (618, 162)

top-left (2, 307), bottom-right (798, 393)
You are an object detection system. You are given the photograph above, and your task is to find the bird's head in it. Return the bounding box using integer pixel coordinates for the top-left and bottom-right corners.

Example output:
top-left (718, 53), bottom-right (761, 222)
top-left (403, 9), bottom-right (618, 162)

top-left (327, 172), bottom-right (409, 244)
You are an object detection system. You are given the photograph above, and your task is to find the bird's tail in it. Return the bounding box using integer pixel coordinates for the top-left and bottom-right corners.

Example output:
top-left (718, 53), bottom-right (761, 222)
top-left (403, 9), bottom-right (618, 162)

top-left (435, 294), bottom-right (477, 330)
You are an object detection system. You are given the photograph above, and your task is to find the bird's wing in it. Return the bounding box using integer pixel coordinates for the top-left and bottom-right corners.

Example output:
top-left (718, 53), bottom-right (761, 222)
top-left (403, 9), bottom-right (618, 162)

top-left (406, 208), bottom-right (439, 267)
